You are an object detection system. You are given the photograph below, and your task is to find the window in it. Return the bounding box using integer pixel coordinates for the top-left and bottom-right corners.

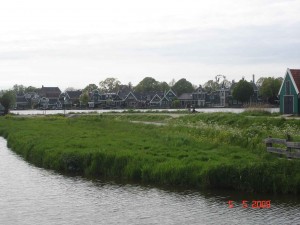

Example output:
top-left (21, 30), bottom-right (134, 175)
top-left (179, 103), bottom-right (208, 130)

top-left (286, 80), bottom-right (291, 95)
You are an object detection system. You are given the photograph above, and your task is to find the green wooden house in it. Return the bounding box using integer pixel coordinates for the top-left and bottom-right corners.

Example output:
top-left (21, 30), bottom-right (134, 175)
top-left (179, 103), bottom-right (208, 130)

top-left (278, 68), bottom-right (300, 114)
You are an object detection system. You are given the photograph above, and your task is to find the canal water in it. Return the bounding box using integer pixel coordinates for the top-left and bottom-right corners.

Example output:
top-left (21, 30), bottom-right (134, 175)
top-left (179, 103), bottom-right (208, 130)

top-left (11, 108), bottom-right (279, 115)
top-left (0, 137), bottom-right (298, 225)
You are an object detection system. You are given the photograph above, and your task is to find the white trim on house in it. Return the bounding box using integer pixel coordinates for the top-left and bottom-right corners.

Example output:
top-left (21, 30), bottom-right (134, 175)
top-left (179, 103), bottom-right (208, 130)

top-left (150, 94), bottom-right (161, 103)
top-left (160, 95), bottom-right (170, 105)
top-left (124, 91), bottom-right (138, 101)
top-left (278, 68), bottom-right (300, 96)
top-left (165, 89), bottom-right (177, 97)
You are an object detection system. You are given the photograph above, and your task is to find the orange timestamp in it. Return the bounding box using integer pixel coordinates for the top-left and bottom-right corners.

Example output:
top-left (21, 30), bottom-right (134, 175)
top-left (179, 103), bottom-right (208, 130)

top-left (228, 200), bottom-right (271, 209)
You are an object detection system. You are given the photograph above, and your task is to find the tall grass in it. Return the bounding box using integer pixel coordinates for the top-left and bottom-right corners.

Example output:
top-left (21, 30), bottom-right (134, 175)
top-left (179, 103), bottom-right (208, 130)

top-left (0, 113), bottom-right (299, 194)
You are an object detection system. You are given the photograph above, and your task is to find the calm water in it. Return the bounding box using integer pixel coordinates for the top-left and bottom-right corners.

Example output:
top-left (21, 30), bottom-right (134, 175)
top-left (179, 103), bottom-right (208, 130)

top-left (11, 108), bottom-right (279, 115)
top-left (0, 137), bottom-right (298, 225)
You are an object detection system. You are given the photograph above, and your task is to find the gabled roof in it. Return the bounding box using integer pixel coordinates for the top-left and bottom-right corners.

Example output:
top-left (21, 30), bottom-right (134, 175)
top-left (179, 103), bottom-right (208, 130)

top-left (124, 91), bottom-right (138, 101)
top-left (150, 94), bottom-right (162, 103)
top-left (165, 89), bottom-right (177, 97)
top-left (160, 95), bottom-right (171, 102)
top-left (39, 86), bottom-right (61, 93)
top-left (38, 86), bottom-right (61, 98)
top-left (16, 95), bottom-right (28, 103)
top-left (66, 90), bottom-right (82, 99)
top-left (278, 68), bottom-right (300, 95)
top-left (118, 90), bottom-right (130, 99)
top-left (290, 69), bottom-right (300, 93)
top-left (195, 85), bottom-right (206, 93)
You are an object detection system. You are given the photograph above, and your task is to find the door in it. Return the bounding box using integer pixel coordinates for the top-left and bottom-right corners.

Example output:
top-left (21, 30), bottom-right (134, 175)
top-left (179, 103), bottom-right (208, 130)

top-left (284, 96), bottom-right (293, 114)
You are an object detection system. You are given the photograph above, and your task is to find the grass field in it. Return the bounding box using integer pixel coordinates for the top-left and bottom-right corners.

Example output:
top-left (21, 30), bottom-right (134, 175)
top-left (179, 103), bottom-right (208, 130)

top-left (0, 112), bottom-right (299, 194)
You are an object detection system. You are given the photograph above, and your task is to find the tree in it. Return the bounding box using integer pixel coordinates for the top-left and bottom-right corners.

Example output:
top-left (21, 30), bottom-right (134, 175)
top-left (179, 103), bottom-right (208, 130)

top-left (172, 99), bottom-right (180, 108)
top-left (172, 78), bottom-right (194, 96)
top-left (259, 77), bottom-right (282, 104)
top-left (25, 86), bottom-right (37, 93)
top-left (65, 87), bottom-right (76, 92)
top-left (79, 92), bottom-right (89, 108)
top-left (0, 90), bottom-right (16, 114)
top-left (12, 84), bottom-right (26, 94)
top-left (134, 77), bottom-right (160, 93)
top-left (82, 84), bottom-right (98, 93)
top-left (159, 82), bottom-right (170, 92)
top-left (232, 79), bottom-right (254, 104)
top-left (99, 78), bottom-right (121, 93)
top-left (203, 80), bottom-right (220, 92)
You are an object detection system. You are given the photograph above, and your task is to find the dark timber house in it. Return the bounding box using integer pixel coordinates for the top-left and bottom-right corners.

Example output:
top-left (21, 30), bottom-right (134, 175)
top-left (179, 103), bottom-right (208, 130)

top-left (60, 90), bottom-right (83, 109)
top-left (38, 86), bottom-right (62, 109)
top-left (278, 68), bottom-right (300, 114)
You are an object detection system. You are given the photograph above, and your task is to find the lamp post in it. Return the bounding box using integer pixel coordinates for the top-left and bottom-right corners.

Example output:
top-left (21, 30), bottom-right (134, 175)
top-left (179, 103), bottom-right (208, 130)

top-left (64, 96), bottom-right (66, 116)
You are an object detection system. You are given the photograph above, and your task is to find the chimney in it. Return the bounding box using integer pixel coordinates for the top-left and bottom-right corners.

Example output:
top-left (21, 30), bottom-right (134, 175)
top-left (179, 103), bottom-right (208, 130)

top-left (252, 74), bottom-right (255, 83)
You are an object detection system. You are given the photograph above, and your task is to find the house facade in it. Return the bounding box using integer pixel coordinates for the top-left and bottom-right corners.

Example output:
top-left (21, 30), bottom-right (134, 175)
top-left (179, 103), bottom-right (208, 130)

top-left (38, 86), bottom-right (62, 109)
top-left (278, 68), bottom-right (300, 114)
top-left (15, 92), bottom-right (40, 109)
top-left (160, 89), bottom-right (177, 108)
top-left (86, 88), bottom-right (177, 109)
top-left (65, 90), bottom-right (82, 108)
top-left (15, 94), bottom-right (30, 109)
top-left (178, 86), bottom-right (207, 108)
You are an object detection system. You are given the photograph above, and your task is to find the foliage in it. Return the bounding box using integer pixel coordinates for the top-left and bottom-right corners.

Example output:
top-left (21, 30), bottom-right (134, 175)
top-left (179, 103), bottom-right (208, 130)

top-left (118, 84), bottom-right (132, 93)
top-left (159, 81), bottom-right (170, 92)
top-left (134, 77), bottom-right (160, 93)
top-left (82, 84), bottom-right (98, 93)
top-left (25, 86), bottom-right (38, 93)
top-left (12, 84), bottom-right (38, 94)
top-left (64, 87), bottom-right (76, 91)
top-left (0, 90), bottom-right (16, 114)
top-left (172, 100), bottom-right (180, 108)
top-left (172, 78), bottom-right (194, 96)
top-left (79, 92), bottom-right (89, 107)
top-left (203, 80), bottom-right (219, 92)
top-left (12, 84), bottom-right (26, 94)
top-left (232, 79), bottom-right (254, 103)
top-left (259, 77), bottom-right (282, 103)
top-left (1, 113), bottom-right (299, 194)
top-left (99, 78), bottom-right (121, 93)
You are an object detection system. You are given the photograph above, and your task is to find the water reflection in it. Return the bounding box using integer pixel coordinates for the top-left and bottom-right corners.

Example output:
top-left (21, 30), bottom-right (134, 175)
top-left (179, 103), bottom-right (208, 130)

top-left (0, 137), bottom-right (298, 225)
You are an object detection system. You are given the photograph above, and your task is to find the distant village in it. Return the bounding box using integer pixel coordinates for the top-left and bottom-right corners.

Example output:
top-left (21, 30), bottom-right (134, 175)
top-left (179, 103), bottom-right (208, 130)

top-left (13, 74), bottom-right (264, 110)
top-left (3, 68), bottom-right (299, 116)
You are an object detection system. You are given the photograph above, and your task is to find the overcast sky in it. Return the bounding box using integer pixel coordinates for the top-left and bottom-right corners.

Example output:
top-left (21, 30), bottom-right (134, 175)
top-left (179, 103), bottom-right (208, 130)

top-left (0, 0), bottom-right (299, 91)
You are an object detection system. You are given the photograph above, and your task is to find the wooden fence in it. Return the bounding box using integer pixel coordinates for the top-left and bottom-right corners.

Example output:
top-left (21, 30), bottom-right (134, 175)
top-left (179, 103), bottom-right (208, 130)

top-left (264, 138), bottom-right (300, 159)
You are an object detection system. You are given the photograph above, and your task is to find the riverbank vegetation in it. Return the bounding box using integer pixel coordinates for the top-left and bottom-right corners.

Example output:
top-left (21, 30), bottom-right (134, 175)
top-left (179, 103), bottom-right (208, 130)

top-left (0, 112), bottom-right (299, 194)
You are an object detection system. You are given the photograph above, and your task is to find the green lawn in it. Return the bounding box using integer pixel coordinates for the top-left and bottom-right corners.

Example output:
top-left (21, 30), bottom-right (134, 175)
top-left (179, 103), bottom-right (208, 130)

top-left (0, 113), bottom-right (299, 194)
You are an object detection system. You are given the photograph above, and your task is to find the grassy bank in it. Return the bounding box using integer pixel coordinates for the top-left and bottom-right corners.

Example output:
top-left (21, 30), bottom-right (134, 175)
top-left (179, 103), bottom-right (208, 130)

top-left (0, 113), bottom-right (299, 194)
